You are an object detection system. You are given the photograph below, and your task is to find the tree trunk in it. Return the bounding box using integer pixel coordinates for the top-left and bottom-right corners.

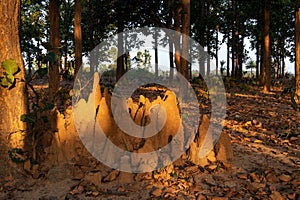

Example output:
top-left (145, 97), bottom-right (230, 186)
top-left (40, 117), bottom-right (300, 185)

top-left (74, 0), bottom-right (82, 76)
top-left (88, 0), bottom-right (95, 74)
top-left (49, 0), bottom-right (61, 101)
top-left (206, 2), bottom-right (211, 76)
top-left (274, 39), bottom-right (279, 79)
top-left (154, 30), bottom-right (159, 77)
top-left (180, 0), bottom-right (190, 80)
top-left (216, 30), bottom-right (219, 75)
top-left (231, 0), bottom-right (235, 77)
top-left (256, 41), bottom-right (260, 79)
top-left (296, 0), bottom-right (300, 96)
top-left (256, 2), bottom-right (261, 79)
top-left (235, 33), bottom-right (239, 78)
top-left (227, 36), bottom-right (230, 77)
top-left (234, 0), bottom-right (239, 78)
top-left (231, 34), bottom-right (235, 77)
top-left (199, 0), bottom-right (206, 77)
top-left (0, 0), bottom-right (28, 178)
top-left (116, 11), bottom-right (125, 81)
top-left (168, 0), bottom-right (174, 80)
top-left (261, 0), bottom-right (271, 92)
top-left (281, 39), bottom-right (285, 77)
top-left (169, 38), bottom-right (174, 80)
top-left (124, 32), bottom-right (129, 71)
top-left (207, 54), bottom-right (211, 76)
top-left (174, 6), bottom-right (181, 74)
top-left (238, 33), bottom-right (244, 78)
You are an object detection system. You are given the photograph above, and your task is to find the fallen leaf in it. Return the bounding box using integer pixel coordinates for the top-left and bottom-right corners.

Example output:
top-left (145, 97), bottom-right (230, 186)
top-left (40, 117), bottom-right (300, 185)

top-left (278, 174), bottom-right (292, 182)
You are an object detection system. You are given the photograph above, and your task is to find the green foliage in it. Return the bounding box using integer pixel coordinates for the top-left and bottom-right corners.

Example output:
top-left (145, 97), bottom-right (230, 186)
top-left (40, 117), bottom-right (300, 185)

top-left (0, 59), bottom-right (20, 88)
top-left (20, 103), bottom-right (54, 124)
top-left (45, 52), bottom-right (58, 62)
top-left (245, 60), bottom-right (256, 70)
top-left (291, 94), bottom-right (300, 111)
top-left (20, 112), bottom-right (37, 124)
top-left (8, 148), bottom-right (27, 163)
top-left (36, 67), bottom-right (48, 78)
top-left (170, 172), bottom-right (178, 178)
top-left (239, 83), bottom-right (250, 91)
top-left (230, 91), bottom-right (236, 97)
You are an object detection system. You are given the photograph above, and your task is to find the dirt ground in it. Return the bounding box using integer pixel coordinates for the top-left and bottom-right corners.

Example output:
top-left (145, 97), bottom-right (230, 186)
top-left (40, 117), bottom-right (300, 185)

top-left (0, 82), bottom-right (299, 200)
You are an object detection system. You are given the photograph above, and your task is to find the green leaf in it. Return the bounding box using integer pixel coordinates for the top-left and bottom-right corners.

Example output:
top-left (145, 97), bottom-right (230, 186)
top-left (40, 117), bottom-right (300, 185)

top-left (44, 103), bottom-right (54, 110)
top-left (0, 77), bottom-right (10, 87)
top-left (291, 96), bottom-right (299, 111)
top-left (2, 59), bottom-right (19, 75)
top-left (41, 116), bottom-right (49, 123)
top-left (182, 113), bottom-right (188, 119)
top-left (36, 68), bottom-right (48, 77)
top-left (20, 113), bottom-right (36, 124)
top-left (46, 52), bottom-right (58, 62)
top-left (6, 74), bottom-right (15, 84)
top-left (8, 148), bottom-right (27, 163)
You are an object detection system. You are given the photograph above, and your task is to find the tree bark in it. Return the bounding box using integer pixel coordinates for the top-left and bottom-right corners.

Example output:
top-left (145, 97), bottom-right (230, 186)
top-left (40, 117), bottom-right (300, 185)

top-left (256, 41), bottom-right (260, 79)
top-left (49, 0), bottom-right (61, 101)
top-left (261, 0), bottom-right (271, 92)
top-left (281, 39), bottom-right (285, 77)
top-left (238, 32), bottom-right (244, 78)
top-left (74, 0), bottom-right (82, 76)
top-left (154, 30), bottom-right (159, 77)
top-left (256, 2), bottom-right (261, 79)
top-left (180, 0), bottom-right (190, 80)
top-left (168, 0), bottom-right (174, 80)
top-left (88, 0), bottom-right (95, 74)
top-left (169, 37), bottom-right (174, 80)
top-left (199, 0), bottom-right (206, 77)
top-left (231, 0), bottom-right (235, 77)
top-left (234, 0), bottom-right (239, 78)
top-left (174, 6), bottom-right (181, 74)
top-left (215, 29), bottom-right (219, 76)
top-left (0, 0), bottom-right (28, 178)
top-left (274, 39), bottom-right (279, 79)
top-left (116, 11), bottom-right (125, 81)
top-left (296, 0), bottom-right (300, 96)
top-left (227, 36), bottom-right (230, 77)
top-left (206, 1), bottom-right (211, 76)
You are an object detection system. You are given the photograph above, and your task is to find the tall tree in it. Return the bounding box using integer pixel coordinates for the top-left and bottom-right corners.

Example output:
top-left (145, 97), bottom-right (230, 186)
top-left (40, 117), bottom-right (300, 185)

top-left (0, 0), bottom-right (28, 177)
top-left (296, 0), bottom-right (300, 96)
top-left (49, 0), bottom-right (61, 101)
top-left (261, 0), bottom-right (271, 92)
top-left (180, 0), bottom-right (191, 79)
top-left (74, 0), bottom-right (82, 76)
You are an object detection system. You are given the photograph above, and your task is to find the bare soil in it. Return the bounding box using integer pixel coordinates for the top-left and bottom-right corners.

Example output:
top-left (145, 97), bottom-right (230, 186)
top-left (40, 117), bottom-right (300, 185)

top-left (0, 81), bottom-right (299, 200)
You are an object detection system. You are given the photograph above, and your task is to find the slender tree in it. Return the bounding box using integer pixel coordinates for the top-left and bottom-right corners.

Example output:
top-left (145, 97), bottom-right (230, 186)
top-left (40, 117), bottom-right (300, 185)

top-left (296, 0), bottom-right (300, 96)
top-left (74, 0), bottom-right (82, 76)
top-left (180, 0), bottom-right (191, 79)
top-left (174, 3), bottom-right (181, 74)
top-left (49, 0), bottom-right (61, 100)
top-left (261, 0), bottom-right (271, 92)
top-left (154, 29), bottom-right (159, 77)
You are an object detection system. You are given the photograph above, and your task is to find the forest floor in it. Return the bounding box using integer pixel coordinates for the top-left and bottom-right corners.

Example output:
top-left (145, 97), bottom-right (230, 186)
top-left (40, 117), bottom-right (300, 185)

top-left (0, 79), bottom-right (299, 200)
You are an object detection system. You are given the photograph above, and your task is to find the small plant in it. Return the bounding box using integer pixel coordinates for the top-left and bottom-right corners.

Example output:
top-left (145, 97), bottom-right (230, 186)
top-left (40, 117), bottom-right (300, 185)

top-left (0, 59), bottom-right (20, 88)
top-left (20, 103), bottom-right (54, 124)
top-left (291, 93), bottom-right (300, 111)
top-left (8, 148), bottom-right (27, 163)
top-left (239, 83), bottom-right (250, 91)
top-left (230, 91), bottom-right (236, 97)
